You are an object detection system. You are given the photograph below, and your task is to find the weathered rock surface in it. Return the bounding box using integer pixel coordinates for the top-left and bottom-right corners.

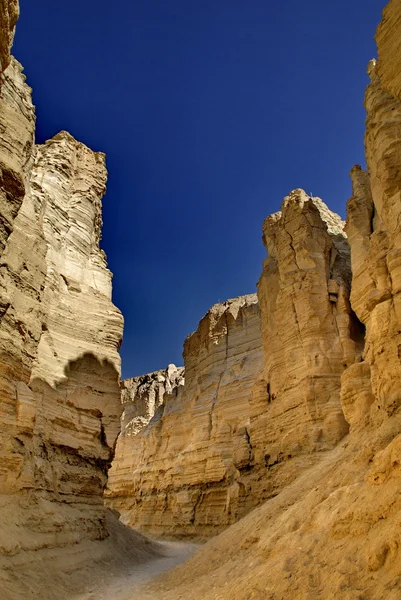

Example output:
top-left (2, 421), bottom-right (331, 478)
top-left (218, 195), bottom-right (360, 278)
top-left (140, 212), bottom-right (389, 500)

top-left (0, 58), bottom-right (35, 256)
top-left (377, 0), bottom-right (401, 100)
top-left (147, 2), bottom-right (401, 597)
top-left (153, 421), bottom-right (401, 600)
top-left (108, 193), bottom-right (361, 537)
top-left (345, 50), bottom-right (401, 431)
top-left (106, 295), bottom-right (264, 536)
top-left (0, 13), bottom-right (158, 597)
top-left (254, 190), bottom-right (362, 465)
top-left (0, 0), bottom-right (19, 74)
top-left (121, 364), bottom-right (185, 437)
top-left (0, 117), bottom-right (124, 546)
top-left (106, 365), bottom-right (185, 517)
top-left (4, 0), bottom-right (401, 597)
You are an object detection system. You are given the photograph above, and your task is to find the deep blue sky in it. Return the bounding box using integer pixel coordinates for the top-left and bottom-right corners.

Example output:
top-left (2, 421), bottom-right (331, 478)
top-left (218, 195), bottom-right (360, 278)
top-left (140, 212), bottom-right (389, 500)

top-left (14, 0), bottom-right (383, 378)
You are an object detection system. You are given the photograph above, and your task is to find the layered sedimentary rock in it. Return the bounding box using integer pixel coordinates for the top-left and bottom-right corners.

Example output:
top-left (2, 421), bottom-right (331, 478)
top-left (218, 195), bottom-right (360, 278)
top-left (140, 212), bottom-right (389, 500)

top-left (109, 193), bottom-right (361, 537)
top-left (345, 51), bottom-right (401, 430)
top-left (150, 2), bottom-right (401, 597)
top-left (121, 364), bottom-right (185, 436)
top-left (0, 117), bottom-right (124, 550)
top-left (107, 295), bottom-right (264, 536)
top-left (0, 57), bottom-right (35, 256)
top-left (106, 365), bottom-right (185, 514)
top-left (0, 0), bottom-right (19, 73)
top-left (376, 0), bottom-right (401, 100)
top-left (254, 190), bottom-right (362, 466)
top-left (0, 19), bottom-right (159, 596)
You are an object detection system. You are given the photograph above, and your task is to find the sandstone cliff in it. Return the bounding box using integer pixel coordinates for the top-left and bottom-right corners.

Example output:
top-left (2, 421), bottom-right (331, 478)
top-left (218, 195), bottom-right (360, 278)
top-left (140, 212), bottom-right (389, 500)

top-left (107, 295), bottom-right (264, 536)
top-left (121, 364), bottom-right (185, 436)
top-left (0, 11), bottom-right (159, 600)
top-left (147, 1), bottom-right (401, 597)
top-left (106, 365), bottom-right (185, 520)
top-left (3, 0), bottom-right (401, 598)
top-left (108, 190), bottom-right (360, 537)
top-left (254, 189), bottom-right (362, 468)
top-left (0, 0), bottom-right (19, 74)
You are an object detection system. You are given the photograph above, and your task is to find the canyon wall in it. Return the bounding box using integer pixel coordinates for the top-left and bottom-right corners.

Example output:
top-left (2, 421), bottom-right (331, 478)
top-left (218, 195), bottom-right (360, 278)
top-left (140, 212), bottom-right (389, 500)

top-left (2, 0), bottom-right (401, 597)
top-left (0, 12), bottom-right (159, 599)
top-left (107, 295), bottom-right (265, 536)
top-left (151, 1), bottom-right (401, 597)
top-left (121, 364), bottom-right (185, 436)
top-left (109, 198), bottom-right (361, 537)
top-left (107, 365), bottom-right (185, 519)
top-left (253, 189), bottom-right (361, 467)
top-left (0, 0), bottom-right (19, 73)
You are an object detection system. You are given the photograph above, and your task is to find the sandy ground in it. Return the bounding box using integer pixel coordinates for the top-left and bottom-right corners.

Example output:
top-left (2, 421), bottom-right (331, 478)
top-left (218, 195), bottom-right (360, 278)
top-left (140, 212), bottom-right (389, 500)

top-left (72, 541), bottom-right (201, 600)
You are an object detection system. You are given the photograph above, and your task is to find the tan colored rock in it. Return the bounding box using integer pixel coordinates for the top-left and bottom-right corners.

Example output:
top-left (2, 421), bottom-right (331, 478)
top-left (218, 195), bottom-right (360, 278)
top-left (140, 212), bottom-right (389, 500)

top-left (148, 2), bottom-right (401, 598)
top-left (254, 190), bottom-right (361, 467)
top-left (106, 295), bottom-right (264, 536)
top-left (0, 48), bottom-right (141, 587)
top-left (121, 364), bottom-right (185, 436)
top-left (377, 0), bottom-right (401, 100)
top-left (106, 365), bottom-right (185, 515)
top-left (0, 59), bottom-right (35, 255)
top-left (108, 194), bottom-right (361, 538)
top-left (345, 51), bottom-right (401, 427)
top-left (153, 417), bottom-right (401, 600)
top-left (0, 0), bottom-right (19, 73)
top-left (0, 7), bottom-right (162, 594)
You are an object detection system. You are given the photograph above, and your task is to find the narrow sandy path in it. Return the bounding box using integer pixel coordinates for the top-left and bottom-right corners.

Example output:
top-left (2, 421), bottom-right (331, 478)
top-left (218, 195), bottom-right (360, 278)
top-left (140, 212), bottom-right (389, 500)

top-left (74, 541), bottom-right (201, 600)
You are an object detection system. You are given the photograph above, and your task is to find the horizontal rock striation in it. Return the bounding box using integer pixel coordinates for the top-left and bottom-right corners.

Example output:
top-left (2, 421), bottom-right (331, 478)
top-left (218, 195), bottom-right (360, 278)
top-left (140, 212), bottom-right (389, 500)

top-left (0, 115), bottom-right (124, 549)
top-left (376, 0), bottom-right (401, 100)
top-left (108, 194), bottom-right (362, 538)
top-left (149, 2), bottom-right (401, 598)
top-left (121, 364), bottom-right (185, 437)
top-left (344, 49), bottom-right (401, 431)
top-left (0, 58), bottom-right (35, 256)
top-left (106, 365), bottom-right (185, 512)
top-left (0, 19), bottom-right (155, 593)
top-left (254, 190), bottom-right (362, 464)
top-left (106, 295), bottom-right (264, 536)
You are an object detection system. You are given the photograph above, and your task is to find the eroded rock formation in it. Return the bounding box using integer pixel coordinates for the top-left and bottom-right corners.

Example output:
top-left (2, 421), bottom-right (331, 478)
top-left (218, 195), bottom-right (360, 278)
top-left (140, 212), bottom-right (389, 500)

top-left (0, 112), bottom-right (124, 549)
top-left (147, 1), bottom-right (401, 597)
top-left (106, 365), bottom-right (185, 516)
top-left (376, 0), bottom-right (401, 100)
top-left (254, 190), bottom-right (362, 464)
top-left (0, 0), bottom-right (19, 74)
top-left (3, 0), bottom-right (401, 597)
top-left (0, 11), bottom-right (159, 599)
top-left (345, 52), bottom-right (401, 431)
top-left (108, 192), bottom-right (361, 537)
top-left (121, 364), bottom-right (185, 436)
top-left (107, 295), bottom-right (264, 536)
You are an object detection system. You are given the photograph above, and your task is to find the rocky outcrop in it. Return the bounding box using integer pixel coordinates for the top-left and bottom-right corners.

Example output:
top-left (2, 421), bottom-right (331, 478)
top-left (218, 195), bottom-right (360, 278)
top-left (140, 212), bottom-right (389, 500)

top-left (4, 0), bottom-right (401, 597)
top-left (344, 51), bottom-right (401, 431)
top-left (0, 13), bottom-right (159, 596)
top-left (121, 364), bottom-right (185, 436)
top-left (108, 193), bottom-right (361, 537)
top-left (376, 0), bottom-right (401, 100)
top-left (106, 365), bottom-right (185, 513)
top-left (0, 0), bottom-right (19, 74)
top-left (254, 190), bottom-right (362, 464)
top-left (148, 2), bottom-right (401, 598)
top-left (0, 115), bottom-right (124, 548)
top-left (0, 58), bottom-right (35, 256)
top-left (106, 295), bottom-right (264, 536)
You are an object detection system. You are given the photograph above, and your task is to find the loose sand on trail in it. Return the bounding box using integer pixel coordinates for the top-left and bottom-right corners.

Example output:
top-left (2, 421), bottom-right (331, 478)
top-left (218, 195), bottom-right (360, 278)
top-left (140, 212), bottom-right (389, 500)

top-left (73, 541), bottom-right (201, 600)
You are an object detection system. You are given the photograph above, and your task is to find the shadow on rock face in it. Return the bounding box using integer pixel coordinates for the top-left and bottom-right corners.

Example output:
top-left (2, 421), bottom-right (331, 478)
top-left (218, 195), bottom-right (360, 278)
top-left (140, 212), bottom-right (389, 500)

top-left (0, 351), bottom-right (122, 554)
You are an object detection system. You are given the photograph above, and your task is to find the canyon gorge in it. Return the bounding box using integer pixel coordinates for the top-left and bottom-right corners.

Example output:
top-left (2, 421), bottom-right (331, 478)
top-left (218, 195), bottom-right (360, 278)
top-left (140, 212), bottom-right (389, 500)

top-left (1, 0), bottom-right (401, 599)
